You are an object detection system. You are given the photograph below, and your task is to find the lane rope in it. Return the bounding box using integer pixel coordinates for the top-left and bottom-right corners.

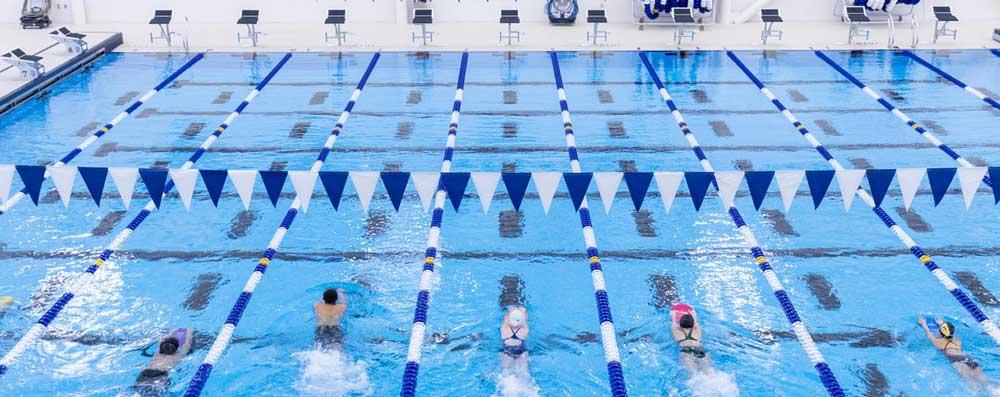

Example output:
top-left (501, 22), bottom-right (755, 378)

top-left (0, 53), bottom-right (206, 215)
top-left (815, 50), bottom-right (991, 187)
top-left (0, 53), bottom-right (292, 377)
top-left (400, 51), bottom-right (469, 397)
top-left (639, 51), bottom-right (844, 396)
top-left (549, 51), bottom-right (628, 397)
top-left (182, 52), bottom-right (381, 397)
top-left (901, 50), bottom-right (1000, 111)
top-left (728, 50), bottom-right (1000, 345)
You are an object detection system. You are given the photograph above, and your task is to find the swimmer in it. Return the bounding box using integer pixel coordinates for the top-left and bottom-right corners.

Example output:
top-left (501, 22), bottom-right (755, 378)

top-left (314, 288), bottom-right (347, 349)
top-left (670, 304), bottom-right (714, 374)
top-left (500, 307), bottom-right (529, 358)
top-left (0, 296), bottom-right (12, 316)
top-left (918, 317), bottom-right (994, 391)
top-left (132, 328), bottom-right (193, 396)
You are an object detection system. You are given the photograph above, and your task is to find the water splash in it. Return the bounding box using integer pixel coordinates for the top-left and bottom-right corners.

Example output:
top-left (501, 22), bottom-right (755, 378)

top-left (293, 349), bottom-right (372, 396)
top-left (495, 355), bottom-right (539, 397)
top-left (686, 369), bottom-right (739, 397)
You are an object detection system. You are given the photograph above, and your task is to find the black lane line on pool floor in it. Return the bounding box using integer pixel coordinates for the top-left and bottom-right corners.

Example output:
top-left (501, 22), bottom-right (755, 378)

top-left (170, 78), bottom-right (947, 88)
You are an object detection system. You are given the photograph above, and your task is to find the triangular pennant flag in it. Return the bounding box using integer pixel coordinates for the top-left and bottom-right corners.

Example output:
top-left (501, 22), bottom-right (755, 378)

top-left (532, 172), bottom-right (562, 214)
top-left (411, 172), bottom-right (440, 211)
top-left (896, 168), bottom-right (925, 211)
top-left (78, 167), bottom-right (108, 206)
top-left (0, 165), bottom-right (13, 203)
top-left (15, 165), bottom-right (46, 206)
top-left (775, 170), bottom-right (804, 212)
top-left (139, 168), bottom-right (169, 208)
top-left (48, 166), bottom-right (77, 208)
top-left (594, 172), bottom-right (623, 214)
top-left (957, 167), bottom-right (987, 209)
top-left (289, 171), bottom-right (319, 213)
top-left (990, 167), bottom-right (1000, 205)
top-left (109, 167), bottom-right (138, 209)
top-left (350, 171), bottom-right (378, 212)
top-left (714, 171), bottom-right (744, 209)
top-left (380, 172), bottom-right (410, 212)
top-left (623, 172), bottom-right (654, 211)
top-left (865, 169), bottom-right (896, 208)
top-left (654, 172), bottom-right (683, 213)
top-left (835, 169), bottom-right (865, 211)
top-left (441, 172), bottom-right (471, 211)
top-left (805, 170), bottom-right (835, 209)
top-left (169, 169), bottom-right (198, 210)
top-left (563, 172), bottom-right (593, 211)
top-left (259, 170), bottom-right (288, 207)
top-left (471, 172), bottom-right (501, 214)
top-left (319, 171), bottom-right (349, 211)
top-left (744, 171), bottom-right (774, 210)
top-left (228, 170), bottom-right (258, 210)
top-left (199, 170), bottom-right (228, 207)
top-left (926, 168), bottom-right (956, 206)
top-left (684, 172), bottom-right (714, 211)
top-left (502, 173), bottom-right (532, 211)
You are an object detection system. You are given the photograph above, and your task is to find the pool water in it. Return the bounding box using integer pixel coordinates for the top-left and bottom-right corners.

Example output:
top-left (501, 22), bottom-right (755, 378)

top-left (1, 50), bottom-right (1000, 396)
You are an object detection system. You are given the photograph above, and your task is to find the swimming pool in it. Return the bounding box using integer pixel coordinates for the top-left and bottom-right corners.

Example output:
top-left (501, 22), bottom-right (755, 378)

top-left (1, 49), bottom-right (1000, 396)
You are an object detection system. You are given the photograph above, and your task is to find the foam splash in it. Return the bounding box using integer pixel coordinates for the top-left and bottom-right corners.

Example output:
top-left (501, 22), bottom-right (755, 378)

top-left (495, 356), bottom-right (540, 397)
top-left (685, 369), bottom-right (739, 397)
top-left (293, 349), bottom-right (372, 396)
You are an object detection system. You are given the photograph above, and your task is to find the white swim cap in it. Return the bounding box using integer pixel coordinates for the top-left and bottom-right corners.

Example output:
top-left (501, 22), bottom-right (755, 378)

top-left (508, 309), bottom-right (524, 327)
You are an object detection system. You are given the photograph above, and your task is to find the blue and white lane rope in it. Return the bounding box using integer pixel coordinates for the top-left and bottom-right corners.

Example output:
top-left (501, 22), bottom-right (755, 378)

top-left (0, 53), bottom-right (291, 377)
top-left (549, 52), bottom-right (628, 397)
top-left (727, 51), bottom-right (1000, 345)
top-left (991, 49), bottom-right (1000, 58)
top-left (0, 53), bottom-right (206, 216)
top-left (814, 50), bottom-right (991, 187)
top-left (182, 53), bottom-right (381, 397)
top-left (901, 50), bottom-right (1000, 111)
top-left (638, 51), bottom-right (844, 396)
top-left (400, 51), bottom-right (469, 397)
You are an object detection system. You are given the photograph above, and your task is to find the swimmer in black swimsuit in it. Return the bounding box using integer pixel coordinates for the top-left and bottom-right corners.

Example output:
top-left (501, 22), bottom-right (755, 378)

top-left (132, 328), bottom-right (194, 396)
top-left (670, 306), bottom-right (717, 375)
top-left (500, 307), bottom-right (528, 358)
top-left (314, 288), bottom-right (347, 350)
top-left (919, 317), bottom-right (995, 392)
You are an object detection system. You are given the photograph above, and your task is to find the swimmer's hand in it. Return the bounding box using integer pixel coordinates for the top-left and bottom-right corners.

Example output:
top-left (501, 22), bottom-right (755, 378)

top-left (918, 317), bottom-right (927, 326)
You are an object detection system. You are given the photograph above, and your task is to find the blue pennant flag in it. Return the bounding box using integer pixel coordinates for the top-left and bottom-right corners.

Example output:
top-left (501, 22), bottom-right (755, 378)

top-left (744, 171), bottom-right (774, 210)
top-left (259, 170), bottom-right (288, 207)
top-left (441, 172), bottom-right (471, 211)
top-left (319, 171), bottom-right (349, 210)
top-left (685, 171), bottom-right (714, 211)
top-left (927, 168), bottom-right (956, 206)
top-left (78, 166), bottom-right (108, 206)
top-left (503, 172), bottom-right (531, 211)
top-left (199, 169), bottom-right (229, 207)
top-left (563, 173), bottom-right (593, 211)
top-left (805, 170), bottom-right (835, 209)
top-left (381, 172), bottom-right (410, 211)
top-left (865, 169), bottom-right (896, 208)
top-left (623, 172), bottom-right (653, 211)
top-left (15, 165), bottom-right (46, 205)
top-left (990, 167), bottom-right (1000, 205)
top-left (138, 168), bottom-right (169, 208)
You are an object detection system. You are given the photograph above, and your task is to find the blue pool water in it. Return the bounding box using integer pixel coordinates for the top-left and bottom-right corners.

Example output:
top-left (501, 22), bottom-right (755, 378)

top-left (1, 50), bottom-right (1000, 396)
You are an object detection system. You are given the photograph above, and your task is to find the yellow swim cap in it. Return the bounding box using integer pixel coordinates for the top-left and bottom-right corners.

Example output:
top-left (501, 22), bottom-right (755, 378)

top-left (0, 296), bottom-right (13, 307)
top-left (939, 322), bottom-right (955, 338)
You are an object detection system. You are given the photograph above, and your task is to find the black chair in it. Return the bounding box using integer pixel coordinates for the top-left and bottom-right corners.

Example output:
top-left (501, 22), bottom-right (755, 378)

top-left (844, 6), bottom-right (872, 44)
top-left (586, 9), bottom-right (608, 45)
top-left (49, 27), bottom-right (88, 53)
top-left (672, 8), bottom-right (697, 44)
top-left (149, 10), bottom-right (174, 46)
top-left (2, 48), bottom-right (45, 78)
top-left (412, 9), bottom-right (434, 45)
top-left (499, 9), bottom-right (522, 45)
top-left (932, 6), bottom-right (958, 43)
top-left (325, 9), bottom-right (348, 46)
top-left (760, 9), bottom-right (783, 44)
top-left (237, 10), bottom-right (261, 47)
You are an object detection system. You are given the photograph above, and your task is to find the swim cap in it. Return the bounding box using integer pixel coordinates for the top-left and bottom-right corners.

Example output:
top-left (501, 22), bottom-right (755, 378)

top-left (159, 337), bottom-right (179, 355)
top-left (508, 309), bottom-right (525, 327)
top-left (940, 322), bottom-right (956, 339)
top-left (0, 296), bottom-right (12, 306)
top-left (670, 303), bottom-right (693, 314)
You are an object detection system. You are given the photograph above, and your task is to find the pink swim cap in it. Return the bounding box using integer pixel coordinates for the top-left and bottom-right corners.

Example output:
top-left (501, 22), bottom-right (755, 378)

top-left (671, 303), bottom-right (693, 314)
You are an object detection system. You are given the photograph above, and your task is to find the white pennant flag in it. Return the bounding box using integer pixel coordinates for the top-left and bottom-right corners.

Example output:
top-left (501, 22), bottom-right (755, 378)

top-left (48, 166), bottom-right (77, 208)
top-left (350, 171), bottom-right (379, 212)
top-left (0, 164), bottom-right (13, 203)
top-left (775, 170), bottom-right (804, 212)
top-left (594, 172), bottom-right (623, 214)
top-left (957, 167), bottom-right (987, 209)
top-left (411, 172), bottom-right (440, 211)
top-left (169, 169), bottom-right (198, 210)
top-left (715, 171), bottom-right (744, 208)
top-left (896, 168), bottom-right (925, 211)
top-left (531, 172), bottom-right (561, 214)
top-left (289, 171), bottom-right (319, 213)
top-left (228, 170), bottom-right (258, 210)
top-left (471, 172), bottom-right (501, 214)
top-left (654, 172), bottom-right (683, 213)
top-left (835, 169), bottom-right (866, 211)
top-left (109, 167), bottom-right (138, 210)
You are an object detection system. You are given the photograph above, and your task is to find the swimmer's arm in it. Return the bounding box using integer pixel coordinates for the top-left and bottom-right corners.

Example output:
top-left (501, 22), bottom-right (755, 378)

top-left (179, 328), bottom-right (194, 355)
top-left (337, 288), bottom-right (348, 307)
